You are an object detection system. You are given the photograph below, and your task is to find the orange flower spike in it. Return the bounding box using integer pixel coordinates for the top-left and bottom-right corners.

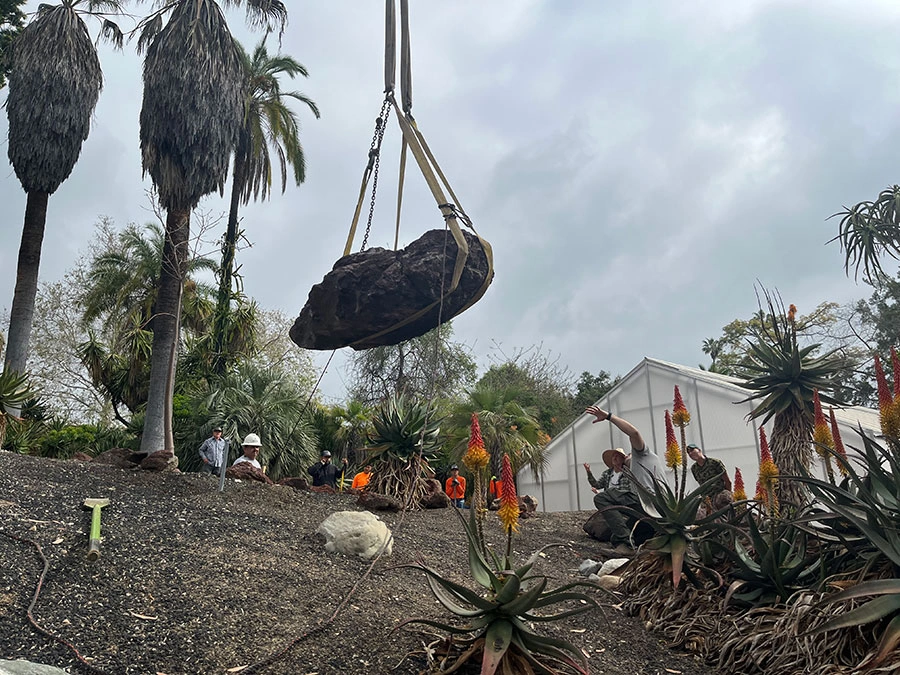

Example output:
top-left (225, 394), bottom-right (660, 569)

top-left (664, 410), bottom-right (681, 469)
top-left (788, 304), bottom-right (797, 322)
top-left (733, 468), bottom-right (747, 501)
top-left (497, 454), bottom-right (520, 533)
top-left (812, 389), bottom-right (834, 453)
top-left (892, 347), bottom-right (900, 400)
top-left (829, 408), bottom-right (849, 477)
top-left (754, 479), bottom-right (767, 502)
top-left (875, 354), bottom-right (900, 438)
top-left (875, 354), bottom-right (892, 415)
top-left (758, 427), bottom-right (779, 488)
top-left (462, 413), bottom-right (490, 471)
top-left (672, 385), bottom-right (691, 427)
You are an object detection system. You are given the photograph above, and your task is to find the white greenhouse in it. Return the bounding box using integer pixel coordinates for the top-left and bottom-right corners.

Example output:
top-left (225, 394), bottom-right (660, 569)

top-left (518, 357), bottom-right (881, 512)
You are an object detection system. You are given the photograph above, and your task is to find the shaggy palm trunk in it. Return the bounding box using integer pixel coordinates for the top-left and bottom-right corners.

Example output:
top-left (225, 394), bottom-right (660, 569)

top-left (769, 408), bottom-right (812, 510)
top-left (140, 208), bottom-right (190, 455)
top-left (212, 148), bottom-right (247, 377)
top-left (4, 190), bottom-right (50, 378)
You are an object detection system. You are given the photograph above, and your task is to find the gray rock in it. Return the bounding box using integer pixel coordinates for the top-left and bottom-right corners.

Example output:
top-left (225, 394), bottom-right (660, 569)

top-left (290, 229), bottom-right (493, 350)
top-left (598, 558), bottom-right (629, 576)
top-left (0, 660), bottom-right (70, 675)
top-left (578, 559), bottom-right (603, 577)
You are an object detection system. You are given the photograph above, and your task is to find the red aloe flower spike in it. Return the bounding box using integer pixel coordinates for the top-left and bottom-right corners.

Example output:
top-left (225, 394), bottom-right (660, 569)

top-left (892, 348), bottom-right (900, 400)
top-left (664, 410), bottom-right (681, 469)
top-left (829, 408), bottom-right (849, 477)
top-left (812, 389), bottom-right (833, 452)
top-left (875, 354), bottom-right (892, 415)
top-left (733, 468), bottom-right (747, 501)
top-left (497, 454), bottom-right (519, 533)
top-left (469, 413), bottom-right (484, 451)
top-left (672, 386), bottom-right (691, 427)
top-left (754, 479), bottom-right (766, 502)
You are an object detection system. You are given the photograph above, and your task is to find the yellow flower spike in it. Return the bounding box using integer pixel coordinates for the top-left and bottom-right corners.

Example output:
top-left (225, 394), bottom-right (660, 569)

top-left (463, 413), bottom-right (490, 471)
top-left (497, 454), bottom-right (519, 534)
top-left (664, 410), bottom-right (681, 469)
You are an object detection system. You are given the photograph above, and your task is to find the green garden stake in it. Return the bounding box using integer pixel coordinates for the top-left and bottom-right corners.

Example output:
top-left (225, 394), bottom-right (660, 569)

top-left (83, 498), bottom-right (109, 561)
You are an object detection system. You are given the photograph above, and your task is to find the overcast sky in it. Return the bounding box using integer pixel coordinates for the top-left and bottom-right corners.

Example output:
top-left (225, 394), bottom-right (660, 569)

top-left (2, 1), bottom-right (897, 402)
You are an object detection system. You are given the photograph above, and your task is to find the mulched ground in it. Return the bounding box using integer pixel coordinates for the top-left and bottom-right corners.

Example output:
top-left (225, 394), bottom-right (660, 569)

top-left (0, 451), bottom-right (706, 675)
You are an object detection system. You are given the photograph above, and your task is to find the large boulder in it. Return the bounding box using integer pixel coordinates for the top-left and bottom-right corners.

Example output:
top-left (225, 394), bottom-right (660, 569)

top-left (357, 491), bottom-right (402, 512)
top-left (316, 511), bottom-right (393, 560)
top-left (277, 477), bottom-right (310, 491)
top-left (290, 229), bottom-right (492, 350)
top-left (92, 448), bottom-right (141, 469)
top-left (140, 450), bottom-right (179, 473)
top-left (225, 463), bottom-right (274, 484)
top-left (420, 479), bottom-right (451, 509)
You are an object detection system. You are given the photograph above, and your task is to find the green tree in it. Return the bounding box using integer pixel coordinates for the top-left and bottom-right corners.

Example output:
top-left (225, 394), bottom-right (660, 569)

top-left (179, 362), bottom-right (317, 481)
top-left (0, 0), bottom-right (26, 89)
top-left (136, 0), bottom-right (286, 455)
top-left (3, 0), bottom-right (122, 378)
top-left (477, 345), bottom-right (575, 436)
top-left (349, 324), bottom-right (477, 405)
top-left (78, 220), bottom-right (216, 422)
top-left (571, 369), bottom-right (620, 414)
top-left (212, 38), bottom-right (319, 376)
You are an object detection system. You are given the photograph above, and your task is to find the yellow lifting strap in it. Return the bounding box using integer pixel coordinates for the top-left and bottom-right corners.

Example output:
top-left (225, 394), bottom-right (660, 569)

top-left (340, 0), bottom-right (494, 347)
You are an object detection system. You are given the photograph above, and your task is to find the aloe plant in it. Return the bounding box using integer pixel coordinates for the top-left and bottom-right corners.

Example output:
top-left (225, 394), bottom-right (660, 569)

top-left (399, 470), bottom-right (601, 674)
top-left (629, 472), bottom-right (731, 588)
top-left (794, 431), bottom-right (900, 666)
top-left (712, 508), bottom-right (822, 607)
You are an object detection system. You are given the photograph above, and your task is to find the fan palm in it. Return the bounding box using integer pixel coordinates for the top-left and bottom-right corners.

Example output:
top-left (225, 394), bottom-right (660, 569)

top-left (3, 0), bottom-right (122, 377)
top-left (211, 38), bottom-right (319, 375)
top-left (136, 0), bottom-right (286, 454)
top-left (737, 289), bottom-right (845, 508)
top-left (182, 362), bottom-right (317, 480)
top-left (78, 222), bottom-right (217, 420)
top-left (0, 0), bottom-right (26, 89)
top-left (447, 385), bottom-right (551, 482)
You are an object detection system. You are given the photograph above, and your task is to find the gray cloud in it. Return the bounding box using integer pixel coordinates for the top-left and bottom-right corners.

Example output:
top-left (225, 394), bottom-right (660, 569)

top-left (1, 1), bottom-right (897, 400)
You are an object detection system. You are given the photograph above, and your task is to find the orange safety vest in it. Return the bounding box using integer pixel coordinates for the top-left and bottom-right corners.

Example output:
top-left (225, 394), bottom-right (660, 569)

top-left (489, 478), bottom-right (503, 499)
top-left (351, 471), bottom-right (372, 490)
top-left (445, 475), bottom-right (466, 500)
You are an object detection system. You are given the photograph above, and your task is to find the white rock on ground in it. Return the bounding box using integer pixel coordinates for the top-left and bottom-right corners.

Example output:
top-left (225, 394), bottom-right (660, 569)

top-left (598, 558), bottom-right (629, 576)
top-left (0, 660), bottom-right (69, 675)
top-left (316, 510), bottom-right (393, 560)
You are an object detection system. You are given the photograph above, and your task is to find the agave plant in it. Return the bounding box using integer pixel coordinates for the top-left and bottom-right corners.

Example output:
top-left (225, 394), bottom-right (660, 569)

top-left (737, 289), bottom-right (844, 508)
top-left (399, 458), bottom-right (601, 674)
top-left (0, 370), bottom-right (33, 448)
top-left (366, 394), bottom-right (442, 503)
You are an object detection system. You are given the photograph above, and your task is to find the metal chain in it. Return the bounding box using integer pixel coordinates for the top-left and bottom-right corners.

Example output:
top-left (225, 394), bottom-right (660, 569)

top-left (360, 96), bottom-right (393, 252)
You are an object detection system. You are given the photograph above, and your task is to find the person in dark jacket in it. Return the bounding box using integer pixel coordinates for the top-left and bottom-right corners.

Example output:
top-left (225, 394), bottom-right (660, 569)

top-left (309, 450), bottom-right (349, 488)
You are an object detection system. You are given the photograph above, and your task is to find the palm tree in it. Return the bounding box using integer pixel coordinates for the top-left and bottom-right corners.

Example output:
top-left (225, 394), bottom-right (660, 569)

top-left (446, 385), bottom-right (550, 482)
top-left (212, 38), bottom-right (319, 375)
top-left (3, 0), bottom-right (122, 377)
top-left (182, 362), bottom-right (318, 480)
top-left (738, 289), bottom-right (845, 508)
top-left (136, 0), bottom-right (286, 455)
top-left (0, 0), bottom-right (27, 89)
top-left (78, 222), bottom-right (217, 421)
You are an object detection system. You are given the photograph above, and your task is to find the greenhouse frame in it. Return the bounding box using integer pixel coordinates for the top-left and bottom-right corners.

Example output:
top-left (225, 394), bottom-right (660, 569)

top-left (517, 357), bottom-right (881, 512)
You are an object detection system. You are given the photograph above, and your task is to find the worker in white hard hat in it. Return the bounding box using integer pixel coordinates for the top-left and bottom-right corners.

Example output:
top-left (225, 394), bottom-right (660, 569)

top-left (232, 433), bottom-right (263, 470)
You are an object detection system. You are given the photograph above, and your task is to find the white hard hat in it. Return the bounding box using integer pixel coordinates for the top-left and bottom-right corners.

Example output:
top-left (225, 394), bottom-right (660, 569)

top-left (242, 433), bottom-right (262, 447)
